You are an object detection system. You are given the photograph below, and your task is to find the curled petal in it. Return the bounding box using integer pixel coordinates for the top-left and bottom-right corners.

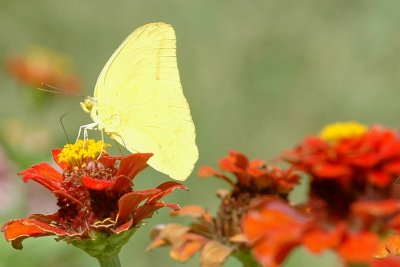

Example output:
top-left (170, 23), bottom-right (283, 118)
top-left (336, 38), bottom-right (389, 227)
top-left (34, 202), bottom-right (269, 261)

top-left (19, 163), bottom-right (63, 192)
top-left (146, 181), bottom-right (188, 204)
top-left (2, 218), bottom-right (76, 249)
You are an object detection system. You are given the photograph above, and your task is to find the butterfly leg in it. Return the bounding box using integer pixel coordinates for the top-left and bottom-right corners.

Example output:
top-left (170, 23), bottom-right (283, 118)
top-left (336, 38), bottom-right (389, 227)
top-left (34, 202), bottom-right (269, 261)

top-left (76, 122), bottom-right (98, 143)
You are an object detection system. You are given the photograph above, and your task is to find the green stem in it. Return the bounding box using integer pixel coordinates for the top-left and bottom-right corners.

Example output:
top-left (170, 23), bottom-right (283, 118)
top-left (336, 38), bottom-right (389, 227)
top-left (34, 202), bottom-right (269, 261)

top-left (233, 250), bottom-right (261, 267)
top-left (97, 254), bottom-right (121, 267)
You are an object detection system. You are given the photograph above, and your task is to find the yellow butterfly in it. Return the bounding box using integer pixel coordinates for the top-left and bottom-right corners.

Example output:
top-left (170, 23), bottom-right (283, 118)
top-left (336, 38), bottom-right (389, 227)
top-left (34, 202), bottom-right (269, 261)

top-left (80, 22), bottom-right (198, 181)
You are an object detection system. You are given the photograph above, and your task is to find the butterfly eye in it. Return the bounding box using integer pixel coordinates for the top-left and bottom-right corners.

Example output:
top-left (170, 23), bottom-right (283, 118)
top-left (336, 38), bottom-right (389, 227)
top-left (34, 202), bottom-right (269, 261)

top-left (80, 98), bottom-right (94, 113)
top-left (84, 98), bottom-right (93, 110)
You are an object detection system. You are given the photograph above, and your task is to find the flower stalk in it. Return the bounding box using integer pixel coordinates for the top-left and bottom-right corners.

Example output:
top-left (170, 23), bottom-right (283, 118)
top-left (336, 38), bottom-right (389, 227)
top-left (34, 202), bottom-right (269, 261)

top-left (233, 250), bottom-right (261, 267)
top-left (97, 254), bottom-right (121, 267)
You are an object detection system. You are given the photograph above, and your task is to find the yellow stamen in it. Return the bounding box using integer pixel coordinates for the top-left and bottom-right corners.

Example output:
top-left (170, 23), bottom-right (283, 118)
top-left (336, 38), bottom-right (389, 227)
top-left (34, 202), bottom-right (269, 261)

top-left (319, 121), bottom-right (368, 143)
top-left (58, 139), bottom-right (110, 168)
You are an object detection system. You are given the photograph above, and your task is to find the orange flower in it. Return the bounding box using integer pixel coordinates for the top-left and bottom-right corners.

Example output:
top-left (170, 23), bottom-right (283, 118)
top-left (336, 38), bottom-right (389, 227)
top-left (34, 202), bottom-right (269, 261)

top-left (242, 197), bottom-right (310, 267)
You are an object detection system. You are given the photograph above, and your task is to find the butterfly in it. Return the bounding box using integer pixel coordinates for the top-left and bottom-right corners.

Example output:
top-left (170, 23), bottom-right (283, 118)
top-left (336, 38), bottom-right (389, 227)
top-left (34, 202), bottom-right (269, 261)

top-left (80, 22), bottom-right (198, 181)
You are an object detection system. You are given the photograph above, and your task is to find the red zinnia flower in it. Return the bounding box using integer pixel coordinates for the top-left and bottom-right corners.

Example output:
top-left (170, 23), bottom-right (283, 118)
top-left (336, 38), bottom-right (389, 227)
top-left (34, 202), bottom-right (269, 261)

top-left (2, 140), bottom-right (187, 263)
top-left (148, 151), bottom-right (299, 267)
top-left (280, 122), bottom-right (400, 265)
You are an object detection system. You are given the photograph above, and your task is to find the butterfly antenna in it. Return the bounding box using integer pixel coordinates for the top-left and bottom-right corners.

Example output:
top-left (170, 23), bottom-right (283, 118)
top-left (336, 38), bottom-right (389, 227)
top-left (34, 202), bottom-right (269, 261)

top-left (60, 111), bottom-right (74, 144)
top-left (38, 83), bottom-right (82, 97)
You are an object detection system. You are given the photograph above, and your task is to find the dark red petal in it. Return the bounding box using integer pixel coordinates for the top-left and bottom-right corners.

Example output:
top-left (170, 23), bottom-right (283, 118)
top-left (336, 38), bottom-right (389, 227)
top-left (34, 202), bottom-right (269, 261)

top-left (116, 153), bottom-right (152, 181)
top-left (132, 205), bottom-right (162, 225)
top-left (98, 155), bottom-right (118, 169)
top-left (110, 175), bottom-right (133, 192)
top-left (117, 189), bottom-right (160, 223)
top-left (82, 176), bottom-right (114, 190)
top-left (146, 181), bottom-right (188, 204)
top-left (19, 163), bottom-right (63, 192)
top-left (113, 219), bottom-right (133, 234)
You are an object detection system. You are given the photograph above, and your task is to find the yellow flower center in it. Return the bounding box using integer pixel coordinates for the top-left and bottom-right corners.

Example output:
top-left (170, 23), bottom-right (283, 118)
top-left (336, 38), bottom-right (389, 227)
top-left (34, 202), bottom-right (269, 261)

top-left (58, 139), bottom-right (110, 168)
top-left (319, 121), bottom-right (368, 143)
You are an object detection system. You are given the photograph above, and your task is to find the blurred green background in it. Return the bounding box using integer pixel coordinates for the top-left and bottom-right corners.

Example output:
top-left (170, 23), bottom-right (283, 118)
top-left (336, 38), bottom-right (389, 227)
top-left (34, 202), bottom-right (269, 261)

top-left (1, 0), bottom-right (400, 266)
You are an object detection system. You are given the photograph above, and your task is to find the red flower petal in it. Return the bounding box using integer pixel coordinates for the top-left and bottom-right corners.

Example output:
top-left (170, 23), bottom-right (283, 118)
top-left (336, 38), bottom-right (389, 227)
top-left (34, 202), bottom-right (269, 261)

top-left (352, 199), bottom-right (400, 217)
top-left (146, 181), bottom-right (188, 204)
top-left (302, 223), bottom-right (346, 253)
top-left (312, 163), bottom-right (352, 178)
top-left (219, 151), bottom-right (248, 173)
top-left (110, 175), bottom-right (133, 192)
top-left (2, 218), bottom-right (76, 249)
top-left (368, 171), bottom-right (391, 187)
top-left (81, 176), bottom-right (114, 190)
top-left (115, 153), bottom-right (152, 181)
top-left (19, 162), bottom-right (63, 191)
top-left (52, 149), bottom-right (69, 169)
top-left (117, 189), bottom-right (160, 223)
top-left (338, 232), bottom-right (380, 263)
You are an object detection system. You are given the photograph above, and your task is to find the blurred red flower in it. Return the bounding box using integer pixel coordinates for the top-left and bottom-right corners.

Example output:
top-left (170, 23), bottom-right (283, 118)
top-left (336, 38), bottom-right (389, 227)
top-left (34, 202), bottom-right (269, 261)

top-left (2, 140), bottom-right (186, 258)
top-left (6, 46), bottom-right (82, 93)
top-left (279, 122), bottom-right (400, 265)
top-left (243, 196), bottom-right (400, 267)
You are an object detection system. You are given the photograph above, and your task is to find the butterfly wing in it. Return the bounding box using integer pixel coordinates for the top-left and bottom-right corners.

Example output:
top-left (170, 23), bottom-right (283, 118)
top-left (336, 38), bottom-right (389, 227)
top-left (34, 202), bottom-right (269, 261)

top-left (92, 22), bottom-right (198, 181)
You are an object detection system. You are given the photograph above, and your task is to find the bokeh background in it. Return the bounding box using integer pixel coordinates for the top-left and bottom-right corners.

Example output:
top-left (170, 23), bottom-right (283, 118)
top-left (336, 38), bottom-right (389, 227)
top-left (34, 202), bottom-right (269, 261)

top-left (1, 1), bottom-right (400, 266)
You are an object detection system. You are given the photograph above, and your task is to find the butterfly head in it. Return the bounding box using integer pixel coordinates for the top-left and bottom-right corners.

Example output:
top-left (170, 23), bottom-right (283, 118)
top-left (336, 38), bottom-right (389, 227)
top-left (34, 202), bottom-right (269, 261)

top-left (80, 96), bottom-right (97, 113)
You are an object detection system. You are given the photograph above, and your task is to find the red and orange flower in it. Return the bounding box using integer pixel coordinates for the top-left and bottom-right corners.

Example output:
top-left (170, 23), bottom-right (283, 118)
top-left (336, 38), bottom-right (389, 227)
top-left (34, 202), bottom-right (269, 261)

top-left (2, 139), bottom-right (186, 261)
top-left (276, 122), bottom-right (400, 265)
top-left (148, 151), bottom-right (299, 267)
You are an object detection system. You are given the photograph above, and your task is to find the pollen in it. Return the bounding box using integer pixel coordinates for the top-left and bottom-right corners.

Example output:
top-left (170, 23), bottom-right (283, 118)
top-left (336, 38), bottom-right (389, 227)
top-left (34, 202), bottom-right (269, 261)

top-left (319, 121), bottom-right (368, 143)
top-left (58, 139), bottom-right (110, 168)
